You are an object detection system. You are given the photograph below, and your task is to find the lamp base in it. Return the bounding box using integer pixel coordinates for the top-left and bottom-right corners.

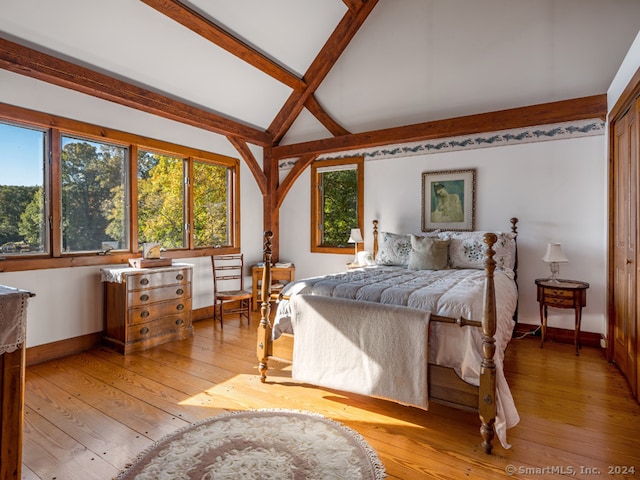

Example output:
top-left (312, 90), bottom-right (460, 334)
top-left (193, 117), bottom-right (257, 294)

top-left (547, 262), bottom-right (561, 283)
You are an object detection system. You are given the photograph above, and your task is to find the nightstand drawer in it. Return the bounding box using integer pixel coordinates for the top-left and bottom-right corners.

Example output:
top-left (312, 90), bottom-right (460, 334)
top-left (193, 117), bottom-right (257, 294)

top-left (544, 288), bottom-right (573, 298)
top-left (543, 296), bottom-right (576, 307)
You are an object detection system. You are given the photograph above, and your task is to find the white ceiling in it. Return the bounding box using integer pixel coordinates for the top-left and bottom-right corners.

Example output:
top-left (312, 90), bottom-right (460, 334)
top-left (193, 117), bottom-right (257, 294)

top-left (1, 0), bottom-right (639, 147)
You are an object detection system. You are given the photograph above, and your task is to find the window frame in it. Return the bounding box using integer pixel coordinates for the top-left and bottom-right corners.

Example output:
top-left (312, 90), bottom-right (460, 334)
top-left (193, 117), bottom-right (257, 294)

top-left (310, 156), bottom-right (364, 254)
top-left (0, 104), bottom-right (241, 272)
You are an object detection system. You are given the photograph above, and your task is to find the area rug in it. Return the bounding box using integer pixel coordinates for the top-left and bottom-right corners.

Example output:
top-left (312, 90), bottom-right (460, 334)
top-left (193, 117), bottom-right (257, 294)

top-left (115, 409), bottom-right (386, 480)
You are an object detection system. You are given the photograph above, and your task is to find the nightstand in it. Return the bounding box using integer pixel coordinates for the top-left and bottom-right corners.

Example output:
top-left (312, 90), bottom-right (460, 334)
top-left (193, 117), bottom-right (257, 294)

top-left (535, 278), bottom-right (589, 356)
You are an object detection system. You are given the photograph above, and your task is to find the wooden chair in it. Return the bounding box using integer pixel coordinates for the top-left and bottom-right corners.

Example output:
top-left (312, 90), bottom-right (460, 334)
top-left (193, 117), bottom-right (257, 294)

top-left (211, 254), bottom-right (252, 328)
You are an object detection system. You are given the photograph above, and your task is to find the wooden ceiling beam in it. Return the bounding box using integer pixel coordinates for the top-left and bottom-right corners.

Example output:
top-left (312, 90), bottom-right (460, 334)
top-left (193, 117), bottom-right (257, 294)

top-left (140, 0), bottom-right (305, 90)
top-left (0, 37), bottom-right (271, 146)
top-left (272, 95), bottom-right (608, 160)
top-left (275, 153), bottom-right (318, 208)
top-left (227, 136), bottom-right (267, 195)
top-left (268, 0), bottom-right (379, 144)
top-left (305, 95), bottom-right (350, 137)
top-left (342, 0), bottom-right (365, 12)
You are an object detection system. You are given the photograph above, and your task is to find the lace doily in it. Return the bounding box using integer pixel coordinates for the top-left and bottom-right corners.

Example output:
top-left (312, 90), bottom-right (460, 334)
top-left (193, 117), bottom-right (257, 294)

top-left (0, 286), bottom-right (32, 355)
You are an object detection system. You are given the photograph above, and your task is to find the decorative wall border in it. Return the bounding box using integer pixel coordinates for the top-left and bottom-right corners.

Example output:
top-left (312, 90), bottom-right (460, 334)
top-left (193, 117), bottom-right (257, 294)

top-left (278, 118), bottom-right (604, 171)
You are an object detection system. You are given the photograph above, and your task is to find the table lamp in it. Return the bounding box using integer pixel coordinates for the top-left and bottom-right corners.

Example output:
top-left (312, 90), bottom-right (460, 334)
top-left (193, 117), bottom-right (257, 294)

top-left (542, 243), bottom-right (568, 283)
top-left (348, 228), bottom-right (363, 264)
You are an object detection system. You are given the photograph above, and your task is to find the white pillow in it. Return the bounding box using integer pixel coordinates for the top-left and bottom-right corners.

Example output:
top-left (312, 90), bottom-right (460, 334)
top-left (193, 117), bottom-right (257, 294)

top-left (439, 231), bottom-right (516, 270)
top-left (407, 235), bottom-right (450, 270)
top-left (375, 231), bottom-right (411, 266)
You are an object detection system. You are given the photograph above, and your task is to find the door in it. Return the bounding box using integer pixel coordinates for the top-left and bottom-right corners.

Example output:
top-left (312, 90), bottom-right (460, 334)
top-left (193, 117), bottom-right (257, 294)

top-left (611, 100), bottom-right (638, 398)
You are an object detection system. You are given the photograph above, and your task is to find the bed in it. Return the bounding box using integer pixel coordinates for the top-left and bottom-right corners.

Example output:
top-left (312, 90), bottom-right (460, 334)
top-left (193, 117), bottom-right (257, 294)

top-left (256, 218), bottom-right (520, 454)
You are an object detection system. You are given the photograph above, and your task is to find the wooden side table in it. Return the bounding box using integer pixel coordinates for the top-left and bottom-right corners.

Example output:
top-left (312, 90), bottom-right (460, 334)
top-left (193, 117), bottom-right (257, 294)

top-left (535, 278), bottom-right (589, 356)
top-left (252, 265), bottom-right (295, 311)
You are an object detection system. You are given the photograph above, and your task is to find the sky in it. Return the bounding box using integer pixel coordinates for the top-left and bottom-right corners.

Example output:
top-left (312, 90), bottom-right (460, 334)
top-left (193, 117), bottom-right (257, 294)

top-left (0, 122), bottom-right (45, 186)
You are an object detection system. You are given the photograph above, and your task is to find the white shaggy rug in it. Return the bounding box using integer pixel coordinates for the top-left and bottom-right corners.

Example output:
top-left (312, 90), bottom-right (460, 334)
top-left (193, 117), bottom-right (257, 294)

top-left (115, 409), bottom-right (386, 479)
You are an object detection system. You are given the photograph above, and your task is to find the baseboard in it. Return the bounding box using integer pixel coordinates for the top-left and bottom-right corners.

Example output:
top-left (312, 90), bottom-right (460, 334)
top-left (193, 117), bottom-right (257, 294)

top-left (193, 305), bottom-right (214, 322)
top-left (513, 323), bottom-right (602, 349)
top-left (26, 332), bottom-right (103, 366)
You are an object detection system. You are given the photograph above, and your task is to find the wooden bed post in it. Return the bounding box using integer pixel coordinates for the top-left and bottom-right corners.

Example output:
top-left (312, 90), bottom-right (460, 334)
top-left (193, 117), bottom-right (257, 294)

top-left (479, 232), bottom-right (498, 454)
top-left (257, 231), bottom-right (273, 383)
top-left (372, 219), bottom-right (379, 258)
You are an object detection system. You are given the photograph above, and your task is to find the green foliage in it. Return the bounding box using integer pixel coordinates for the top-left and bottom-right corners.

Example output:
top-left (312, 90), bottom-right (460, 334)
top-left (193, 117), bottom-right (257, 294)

top-left (193, 161), bottom-right (229, 247)
top-left (321, 169), bottom-right (358, 246)
top-left (137, 151), bottom-right (185, 249)
top-left (0, 185), bottom-right (40, 250)
top-left (61, 140), bottom-right (127, 251)
top-left (18, 187), bottom-right (44, 246)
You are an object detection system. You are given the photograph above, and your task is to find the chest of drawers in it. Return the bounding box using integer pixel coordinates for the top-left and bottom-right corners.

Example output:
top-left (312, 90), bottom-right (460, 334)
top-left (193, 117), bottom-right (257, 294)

top-left (102, 264), bottom-right (193, 354)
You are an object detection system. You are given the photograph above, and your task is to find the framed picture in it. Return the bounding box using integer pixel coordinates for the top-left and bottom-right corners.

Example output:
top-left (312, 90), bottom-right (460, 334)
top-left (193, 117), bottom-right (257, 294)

top-left (421, 169), bottom-right (476, 231)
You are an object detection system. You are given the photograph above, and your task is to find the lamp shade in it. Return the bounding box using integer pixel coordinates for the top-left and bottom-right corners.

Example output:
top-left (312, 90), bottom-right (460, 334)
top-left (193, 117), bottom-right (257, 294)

top-left (542, 243), bottom-right (568, 263)
top-left (348, 228), bottom-right (363, 243)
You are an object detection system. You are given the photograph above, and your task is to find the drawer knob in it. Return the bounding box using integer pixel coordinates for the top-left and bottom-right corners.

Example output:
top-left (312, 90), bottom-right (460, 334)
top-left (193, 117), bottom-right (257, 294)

top-left (140, 278), bottom-right (149, 286)
top-left (140, 326), bottom-right (149, 335)
top-left (140, 294), bottom-right (149, 302)
top-left (176, 274), bottom-right (184, 281)
top-left (176, 304), bottom-right (184, 311)
top-left (176, 288), bottom-right (184, 295)
top-left (140, 310), bottom-right (150, 318)
top-left (175, 318), bottom-right (184, 326)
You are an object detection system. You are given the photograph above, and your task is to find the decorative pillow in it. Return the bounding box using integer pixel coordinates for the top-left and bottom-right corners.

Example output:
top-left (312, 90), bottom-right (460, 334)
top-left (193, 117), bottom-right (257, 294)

top-left (439, 231), bottom-right (516, 270)
top-left (407, 235), bottom-right (450, 270)
top-left (375, 232), bottom-right (411, 266)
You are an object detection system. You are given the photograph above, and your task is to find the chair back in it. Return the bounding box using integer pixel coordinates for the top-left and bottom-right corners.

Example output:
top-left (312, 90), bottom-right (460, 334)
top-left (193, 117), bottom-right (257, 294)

top-left (212, 254), bottom-right (245, 292)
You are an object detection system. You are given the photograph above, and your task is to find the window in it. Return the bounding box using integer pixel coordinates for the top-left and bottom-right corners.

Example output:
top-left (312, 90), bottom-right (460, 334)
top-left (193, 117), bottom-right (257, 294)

top-left (193, 160), bottom-right (232, 248)
top-left (311, 157), bottom-right (364, 254)
top-left (0, 121), bottom-right (48, 255)
top-left (0, 106), bottom-right (240, 268)
top-left (61, 135), bottom-right (128, 252)
top-left (137, 150), bottom-right (186, 249)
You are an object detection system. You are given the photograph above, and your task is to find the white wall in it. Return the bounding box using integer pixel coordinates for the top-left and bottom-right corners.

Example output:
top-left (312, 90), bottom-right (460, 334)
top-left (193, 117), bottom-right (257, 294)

top-left (280, 135), bottom-right (607, 334)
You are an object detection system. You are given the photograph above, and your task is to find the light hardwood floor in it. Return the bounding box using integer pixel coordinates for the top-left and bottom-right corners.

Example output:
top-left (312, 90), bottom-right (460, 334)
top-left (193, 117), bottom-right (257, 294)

top-left (22, 314), bottom-right (640, 480)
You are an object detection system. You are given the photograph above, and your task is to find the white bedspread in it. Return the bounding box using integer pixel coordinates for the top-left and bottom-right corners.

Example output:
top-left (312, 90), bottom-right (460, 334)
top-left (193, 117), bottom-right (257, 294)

top-left (272, 265), bottom-right (520, 449)
top-left (292, 294), bottom-right (431, 409)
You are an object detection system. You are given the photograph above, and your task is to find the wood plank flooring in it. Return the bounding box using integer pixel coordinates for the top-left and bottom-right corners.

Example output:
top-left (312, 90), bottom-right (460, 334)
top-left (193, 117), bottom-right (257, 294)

top-left (22, 314), bottom-right (640, 479)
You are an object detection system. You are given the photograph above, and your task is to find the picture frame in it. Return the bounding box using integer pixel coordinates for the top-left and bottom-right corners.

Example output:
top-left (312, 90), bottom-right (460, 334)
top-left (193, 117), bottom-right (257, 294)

top-left (421, 168), bottom-right (476, 231)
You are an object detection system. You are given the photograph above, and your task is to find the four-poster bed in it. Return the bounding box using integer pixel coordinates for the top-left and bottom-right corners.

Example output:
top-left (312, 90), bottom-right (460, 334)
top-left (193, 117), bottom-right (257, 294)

top-left (256, 218), bottom-right (519, 454)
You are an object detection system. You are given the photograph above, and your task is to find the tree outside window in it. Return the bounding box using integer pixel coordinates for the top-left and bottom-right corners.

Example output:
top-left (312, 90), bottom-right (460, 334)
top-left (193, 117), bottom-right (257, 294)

top-left (61, 136), bottom-right (128, 252)
top-left (311, 157), bottom-right (364, 254)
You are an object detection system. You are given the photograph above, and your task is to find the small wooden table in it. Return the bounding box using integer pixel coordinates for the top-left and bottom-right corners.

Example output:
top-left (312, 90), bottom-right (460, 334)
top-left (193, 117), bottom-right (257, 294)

top-left (252, 265), bottom-right (295, 311)
top-left (535, 278), bottom-right (589, 356)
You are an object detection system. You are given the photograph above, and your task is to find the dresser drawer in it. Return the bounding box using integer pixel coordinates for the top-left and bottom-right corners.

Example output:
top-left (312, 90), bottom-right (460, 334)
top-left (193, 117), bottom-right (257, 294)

top-left (127, 314), bottom-right (189, 342)
top-left (126, 268), bottom-right (191, 291)
top-left (128, 298), bottom-right (191, 325)
top-left (128, 283), bottom-right (191, 307)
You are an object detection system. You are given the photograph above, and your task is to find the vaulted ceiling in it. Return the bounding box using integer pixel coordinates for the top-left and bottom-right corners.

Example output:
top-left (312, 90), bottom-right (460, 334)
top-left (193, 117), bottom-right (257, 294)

top-left (1, 0), bottom-right (639, 162)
